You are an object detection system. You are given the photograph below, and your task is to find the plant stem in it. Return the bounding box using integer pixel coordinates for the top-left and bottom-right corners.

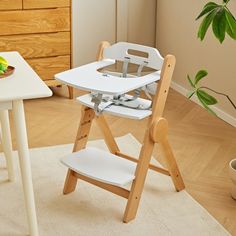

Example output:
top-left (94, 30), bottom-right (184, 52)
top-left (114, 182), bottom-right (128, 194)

top-left (200, 86), bottom-right (236, 110)
top-left (223, 0), bottom-right (230, 6)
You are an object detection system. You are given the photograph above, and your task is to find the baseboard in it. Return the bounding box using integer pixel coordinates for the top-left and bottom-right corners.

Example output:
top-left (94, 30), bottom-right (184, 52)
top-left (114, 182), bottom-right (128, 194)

top-left (171, 81), bottom-right (236, 128)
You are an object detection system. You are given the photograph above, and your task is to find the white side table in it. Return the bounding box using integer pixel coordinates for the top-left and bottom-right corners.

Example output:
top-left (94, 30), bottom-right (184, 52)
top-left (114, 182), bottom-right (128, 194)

top-left (0, 52), bottom-right (52, 236)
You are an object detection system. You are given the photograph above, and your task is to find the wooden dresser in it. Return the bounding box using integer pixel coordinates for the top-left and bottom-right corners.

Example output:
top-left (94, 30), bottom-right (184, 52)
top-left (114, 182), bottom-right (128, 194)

top-left (0, 0), bottom-right (73, 98)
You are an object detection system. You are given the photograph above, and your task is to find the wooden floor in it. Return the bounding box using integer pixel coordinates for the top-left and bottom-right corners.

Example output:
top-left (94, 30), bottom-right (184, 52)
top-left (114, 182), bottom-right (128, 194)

top-left (2, 86), bottom-right (236, 235)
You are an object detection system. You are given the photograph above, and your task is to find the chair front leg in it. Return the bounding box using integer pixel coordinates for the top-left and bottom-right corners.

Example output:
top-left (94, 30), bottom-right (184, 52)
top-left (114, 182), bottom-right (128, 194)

top-left (63, 106), bottom-right (95, 194)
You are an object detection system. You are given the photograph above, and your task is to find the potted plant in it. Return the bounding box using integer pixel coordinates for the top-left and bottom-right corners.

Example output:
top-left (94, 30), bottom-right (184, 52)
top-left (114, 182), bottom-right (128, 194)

top-left (187, 0), bottom-right (236, 114)
top-left (187, 0), bottom-right (236, 199)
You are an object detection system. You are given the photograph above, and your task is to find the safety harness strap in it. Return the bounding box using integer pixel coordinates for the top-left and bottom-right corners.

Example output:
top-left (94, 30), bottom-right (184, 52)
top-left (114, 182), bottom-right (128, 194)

top-left (122, 57), bottom-right (130, 78)
top-left (91, 60), bottom-right (153, 115)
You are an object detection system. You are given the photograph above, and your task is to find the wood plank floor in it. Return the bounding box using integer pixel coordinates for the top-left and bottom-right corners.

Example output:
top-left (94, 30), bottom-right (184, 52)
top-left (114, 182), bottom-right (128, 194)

top-left (2, 86), bottom-right (236, 235)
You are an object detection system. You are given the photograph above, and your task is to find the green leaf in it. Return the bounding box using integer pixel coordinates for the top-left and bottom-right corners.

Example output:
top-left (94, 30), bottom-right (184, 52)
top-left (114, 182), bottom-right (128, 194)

top-left (194, 70), bottom-right (208, 85)
top-left (212, 8), bottom-right (227, 43)
top-left (197, 89), bottom-right (218, 105)
top-left (0, 70), bottom-right (4, 75)
top-left (198, 9), bottom-right (218, 41)
top-left (196, 2), bottom-right (219, 20)
top-left (225, 10), bottom-right (236, 40)
top-left (187, 75), bottom-right (196, 88)
top-left (196, 91), bottom-right (217, 115)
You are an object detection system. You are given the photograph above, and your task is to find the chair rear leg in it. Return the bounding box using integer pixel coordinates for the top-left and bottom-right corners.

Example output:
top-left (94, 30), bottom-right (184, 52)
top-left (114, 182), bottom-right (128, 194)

top-left (150, 118), bottom-right (185, 192)
top-left (160, 139), bottom-right (185, 191)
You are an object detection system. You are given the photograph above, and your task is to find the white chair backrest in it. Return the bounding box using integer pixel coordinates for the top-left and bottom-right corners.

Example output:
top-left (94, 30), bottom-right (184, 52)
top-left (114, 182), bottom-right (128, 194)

top-left (103, 42), bottom-right (164, 70)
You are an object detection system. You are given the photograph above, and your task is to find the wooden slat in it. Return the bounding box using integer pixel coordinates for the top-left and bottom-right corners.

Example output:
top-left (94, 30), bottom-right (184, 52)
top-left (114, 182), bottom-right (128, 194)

top-left (23, 0), bottom-right (70, 9)
top-left (0, 32), bottom-right (70, 59)
top-left (0, 0), bottom-right (22, 10)
top-left (73, 172), bottom-right (130, 199)
top-left (0, 8), bottom-right (70, 36)
top-left (27, 55), bottom-right (70, 81)
top-left (115, 151), bottom-right (171, 176)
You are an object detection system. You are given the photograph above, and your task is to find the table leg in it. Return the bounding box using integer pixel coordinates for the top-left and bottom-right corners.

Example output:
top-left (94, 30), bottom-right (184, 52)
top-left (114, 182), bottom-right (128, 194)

top-left (12, 100), bottom-right (39, 236)
top-left (0, 109), bottom-right (15, 181)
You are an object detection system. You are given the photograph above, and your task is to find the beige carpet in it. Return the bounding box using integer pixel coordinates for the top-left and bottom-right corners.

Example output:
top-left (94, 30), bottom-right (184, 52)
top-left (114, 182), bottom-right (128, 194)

top-left (0, 134), bottom-right (230, 236)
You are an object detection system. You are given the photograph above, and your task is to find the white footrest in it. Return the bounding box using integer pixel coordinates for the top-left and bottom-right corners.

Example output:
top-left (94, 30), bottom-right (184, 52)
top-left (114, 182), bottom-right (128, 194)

top-left (61, 147), bottom-right (136, 187)
top-left (77, 94), bottom-right (152, 120)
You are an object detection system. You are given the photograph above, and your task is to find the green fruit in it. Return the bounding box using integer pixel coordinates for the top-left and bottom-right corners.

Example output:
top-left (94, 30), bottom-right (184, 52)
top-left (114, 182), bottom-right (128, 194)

top-left (0, 70), bottom-right (4, 74)
top-left (0, 63), bottom-right (7, 72)
top-left (0, 56), bottom-right (8, 67)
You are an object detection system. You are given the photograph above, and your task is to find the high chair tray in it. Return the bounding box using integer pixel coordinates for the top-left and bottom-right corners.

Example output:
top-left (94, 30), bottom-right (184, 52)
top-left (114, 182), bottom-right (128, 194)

top-left (55, 59), bottom-right (161, 95)
top-left (77, 94), bottom-right (152, 120)
top-left (61, 147), bottom-right (136, 187)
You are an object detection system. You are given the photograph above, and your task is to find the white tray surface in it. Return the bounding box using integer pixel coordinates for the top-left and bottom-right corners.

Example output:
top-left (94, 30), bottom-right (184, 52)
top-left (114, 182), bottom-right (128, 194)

top-left (55, 59), bottom-right (161, 95)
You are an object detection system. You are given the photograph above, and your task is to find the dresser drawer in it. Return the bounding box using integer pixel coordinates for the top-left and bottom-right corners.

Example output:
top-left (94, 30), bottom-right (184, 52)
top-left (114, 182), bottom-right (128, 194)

top-left (23, 0), bottom-right (70, 9)
top-left (0, 32), bottom-right (70, 59)
top-left (0, 0), bottom-right (22, 10)
top-left (27, 55), bottom-right (71, 81)
top-left (0, 8), bottom-right (70, 36)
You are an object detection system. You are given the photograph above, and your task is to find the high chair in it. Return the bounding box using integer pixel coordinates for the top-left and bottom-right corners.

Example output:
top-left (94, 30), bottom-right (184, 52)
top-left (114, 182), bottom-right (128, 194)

top-left (55, 41), bottom-right (185, 223)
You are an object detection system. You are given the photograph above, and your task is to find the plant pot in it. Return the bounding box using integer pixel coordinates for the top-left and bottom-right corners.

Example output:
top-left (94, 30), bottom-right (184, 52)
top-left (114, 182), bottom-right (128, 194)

top-left (229, 159), bottom-right (236, 200)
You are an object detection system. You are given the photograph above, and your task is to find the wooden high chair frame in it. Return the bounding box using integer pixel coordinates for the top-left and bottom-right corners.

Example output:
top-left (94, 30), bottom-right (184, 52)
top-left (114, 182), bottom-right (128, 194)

top-left (62, 41), bottom-right (185, 223)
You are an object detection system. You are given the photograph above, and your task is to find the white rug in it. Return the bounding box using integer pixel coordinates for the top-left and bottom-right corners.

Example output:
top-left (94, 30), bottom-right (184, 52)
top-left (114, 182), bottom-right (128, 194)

top-left (0, 134), bottom-right (230, 236)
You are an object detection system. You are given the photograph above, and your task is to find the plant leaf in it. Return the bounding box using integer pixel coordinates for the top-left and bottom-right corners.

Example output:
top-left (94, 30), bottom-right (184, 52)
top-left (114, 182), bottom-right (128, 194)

top-left (198, 9), bottom-right (218, 41)
top-left (225, 10), bottom-right (236, 40)
top-left (196, 91), bottom-right (217, 115)
top-left (197, 89), bottom-right (218, 105)
top-left (187, 75), bottom-right (196, 88)
top-left (194, 70), bottom-right (208, 85)
top-left (196, 2), bottom-right (219, 20)
top-left (212, 8), bottom-right (226, 43)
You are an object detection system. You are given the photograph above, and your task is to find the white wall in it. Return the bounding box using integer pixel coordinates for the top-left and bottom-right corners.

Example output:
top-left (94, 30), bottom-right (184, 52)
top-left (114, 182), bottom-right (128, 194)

top-left (127, 0), bottom-right (156, 46)
top-left (72, 0), bottom-right (157, 66)
top-left (72, 0), bottom-right (116, 67)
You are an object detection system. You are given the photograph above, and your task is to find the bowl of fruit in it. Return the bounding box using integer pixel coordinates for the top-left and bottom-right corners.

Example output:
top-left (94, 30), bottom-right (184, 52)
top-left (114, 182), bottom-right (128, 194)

top-left (0, 56), bottom-right (15, 79)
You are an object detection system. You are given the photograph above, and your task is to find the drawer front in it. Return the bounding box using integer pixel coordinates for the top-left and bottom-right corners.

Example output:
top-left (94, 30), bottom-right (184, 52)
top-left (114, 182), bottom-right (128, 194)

top-left (0, 32), bottom-right (70, 59)
top-left (23, 0), bottom-right (70, 9)
top-left (0, 8), bottom-right (70, 36)
top-left (27, 55), bottom-right (71, 81)
top-left (0, 0), bottom-right (22, 10)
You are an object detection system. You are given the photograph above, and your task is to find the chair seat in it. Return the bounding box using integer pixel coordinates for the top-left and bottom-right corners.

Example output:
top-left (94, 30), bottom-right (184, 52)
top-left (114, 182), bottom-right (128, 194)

top-left (61, 147), bottom-right (136, 187)
top-left (77, 94), bottom-right (152, 120)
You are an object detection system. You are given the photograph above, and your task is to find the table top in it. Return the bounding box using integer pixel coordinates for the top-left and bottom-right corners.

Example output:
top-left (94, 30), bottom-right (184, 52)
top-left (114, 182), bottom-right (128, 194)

top-left (0, 52), bottom-right (52, 102)
top-left (55, 59), bottom-right (161, 95)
